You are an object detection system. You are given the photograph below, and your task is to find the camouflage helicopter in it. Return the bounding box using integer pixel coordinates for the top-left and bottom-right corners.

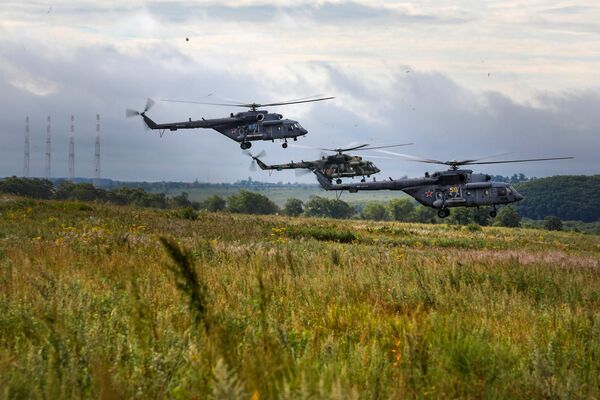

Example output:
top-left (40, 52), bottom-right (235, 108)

top-left (126, 96), bottom-right (333, 149)
top-left (243, 143), bottom-right (412, 183)
top-left (313, 154), bottom-right (573, 218)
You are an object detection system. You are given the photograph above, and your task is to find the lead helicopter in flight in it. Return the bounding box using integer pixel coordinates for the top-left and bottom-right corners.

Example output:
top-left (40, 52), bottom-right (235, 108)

top-left (126, 96), bottom-right (334, 149)
top-left (312, 153), bottom-right (573, 218)
top-left (243, 143), bottom-right (413, 183)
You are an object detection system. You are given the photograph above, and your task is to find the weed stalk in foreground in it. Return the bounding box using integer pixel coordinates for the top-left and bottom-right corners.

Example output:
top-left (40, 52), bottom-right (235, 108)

top-left (159, 236), bottom-right (208, 329)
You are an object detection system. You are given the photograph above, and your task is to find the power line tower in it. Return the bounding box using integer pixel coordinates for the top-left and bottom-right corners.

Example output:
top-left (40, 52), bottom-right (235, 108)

top-left (69, 115), bottom-right (75, 181)
top-left (45, 115), bottom-right (51, 179)
top-left (94, 114), bottom-right (101, 186)
top-left (24, 116), bottom-right (30, 177)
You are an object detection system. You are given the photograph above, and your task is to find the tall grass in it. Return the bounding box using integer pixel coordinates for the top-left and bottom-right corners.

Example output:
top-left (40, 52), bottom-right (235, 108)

top-left (0, 198), bottom-right (599, 398)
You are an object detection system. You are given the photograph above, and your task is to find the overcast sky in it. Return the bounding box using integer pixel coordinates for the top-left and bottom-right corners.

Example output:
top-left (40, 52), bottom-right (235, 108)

top-left (1, 1), bottom-right (599, 182)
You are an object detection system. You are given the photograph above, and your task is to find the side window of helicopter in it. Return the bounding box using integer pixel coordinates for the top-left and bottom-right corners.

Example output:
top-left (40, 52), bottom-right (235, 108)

top-left (466, 191), bottom-right (471, 197)
top-left (484, 189), bottom-right (489, 196)
top-left (497, 187), bottom-right (507, 196)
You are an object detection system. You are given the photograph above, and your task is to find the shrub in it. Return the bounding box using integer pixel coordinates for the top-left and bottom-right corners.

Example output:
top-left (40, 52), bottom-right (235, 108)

top-left (544, 215), bottom-right (563, 231)
top-left (286, 226), bottom-right (356, 243)
top-left (387, 198), bottom-right (415, 221)
top-left (304, 196), bottom-right (355, 219)
top-left (283, 198), bottom-right (304, 217)
top-left (227, 190), bottom-right (278, 215)
top-left (496, 206), bottom-right (521, 227)
top-left (203, 195), bottom-right (226, 212)
top-left (361, 201), bottom-right (388, 221)
top-left (173, 207), bottom-right (198, 220)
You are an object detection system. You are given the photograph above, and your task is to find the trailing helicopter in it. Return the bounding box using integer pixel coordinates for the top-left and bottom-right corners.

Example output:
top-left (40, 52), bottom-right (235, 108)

top-left (243, 143), bottom-right (412, 183)
top-left (312, 154), bottom-right (573, 218)
top-left (126, 96), bottom-right (334, 149)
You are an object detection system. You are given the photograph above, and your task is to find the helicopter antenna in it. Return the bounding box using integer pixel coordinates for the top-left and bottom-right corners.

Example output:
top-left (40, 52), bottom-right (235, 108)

top-left (161, 95), bottom-right (335, 111)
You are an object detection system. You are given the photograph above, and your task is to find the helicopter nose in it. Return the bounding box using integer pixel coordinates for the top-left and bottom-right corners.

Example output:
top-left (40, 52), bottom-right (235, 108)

top-left (514, 191), bottom-right (524, 202)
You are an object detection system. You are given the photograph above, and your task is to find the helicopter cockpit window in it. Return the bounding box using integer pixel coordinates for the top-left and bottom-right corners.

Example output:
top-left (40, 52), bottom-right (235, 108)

top-left (496, 187), bottom-right (507, 196)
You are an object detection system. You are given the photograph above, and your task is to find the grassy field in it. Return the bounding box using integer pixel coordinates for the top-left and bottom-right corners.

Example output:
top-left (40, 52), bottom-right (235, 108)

top-left (1, 195), bottom-right (599, 399)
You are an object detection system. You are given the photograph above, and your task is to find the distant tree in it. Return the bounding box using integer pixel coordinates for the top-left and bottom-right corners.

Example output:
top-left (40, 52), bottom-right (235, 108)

top-left (55, 182), bottom-right (105, 202)
top-left (361, 201), bottom-right (388, 221)
top-left (413, 206), bottom-right (437, 224)
top-left (227, 190), bottom-right (278, 215)
top-left (449, 208), bottom-right (473, 225)
top-left (172, 191), bottom-right (192, 208)
top-left (304, 196), bottom-right (331, 218)
top-left (304, 196), bottom-right (355, 219)
top-left (203, 195), bottom-right (226, 212)
top-left (283, 198), bottom-right (303, 217)
top-left (0, 176), bottom-right (54, 199)
top-left (544, 215), bottom-right (563, 231)
top-left (472, 208), bottom-right (491, 226)
top-left (497, 206), bottom-right (521, 227)
top-left (387, 198), bottom-right (415, 222)
top-left (328, 199), bottom-right (356, 219)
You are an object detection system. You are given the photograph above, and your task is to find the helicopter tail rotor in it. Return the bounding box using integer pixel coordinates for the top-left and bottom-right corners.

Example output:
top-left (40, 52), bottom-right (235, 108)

top-left (243, 149), bottom-right (266, 171)
top-left (126, 98), bottom-right (156, 130)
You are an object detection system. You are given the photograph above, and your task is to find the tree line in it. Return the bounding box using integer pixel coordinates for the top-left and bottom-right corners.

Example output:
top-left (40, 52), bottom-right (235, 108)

top-left (0, 177), bottom-right (582, 232)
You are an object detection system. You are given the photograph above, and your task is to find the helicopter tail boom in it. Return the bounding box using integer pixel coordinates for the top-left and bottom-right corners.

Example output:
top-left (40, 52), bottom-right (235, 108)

top-left (141, 113), bottom-right (159, 129)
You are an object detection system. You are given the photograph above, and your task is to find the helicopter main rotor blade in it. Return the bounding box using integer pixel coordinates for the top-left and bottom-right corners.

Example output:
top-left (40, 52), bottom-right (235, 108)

top-left (362, 155), bottom-right (396, 160)
top-left (257, 96), bottom-right (335, 108)
top-left (319, 143), bottom-right (370, 152)
top-left (161, 99), bottom-right (245, 107)
top-left (464, 156), bottom-right (574, 166)
top-left (375, 150), bottom-right (444, 164)
top-left (160, 96), bottom-right (335, 109)
top-left (352, 143), bottom-right (414, 152)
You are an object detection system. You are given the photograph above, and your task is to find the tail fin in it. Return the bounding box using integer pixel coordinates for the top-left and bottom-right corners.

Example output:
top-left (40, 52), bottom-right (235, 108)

top-left (313, 170), bottom-right (333, 190)
top-left (141, 113), bottom-right (159, 129)
top-left (255, 158), bottom-right (269, 170)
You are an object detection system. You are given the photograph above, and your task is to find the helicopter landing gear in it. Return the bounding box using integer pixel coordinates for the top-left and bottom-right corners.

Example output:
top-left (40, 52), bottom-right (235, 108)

top-left (336, 178), bottom-right (342, 184)
top-left (489, 205), bottom-right (497, 218)
top-left (282, 141), bottom-right (288, 149)
top-left (438, 208), bottom-right (450, 218)
top-left (240, 142), bottom-right (252, 150)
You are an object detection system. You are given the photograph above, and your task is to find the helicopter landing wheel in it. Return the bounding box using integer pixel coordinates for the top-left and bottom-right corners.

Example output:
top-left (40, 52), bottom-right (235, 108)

top-left (438, 208), bottom-right (450, 218)
top-left (336, 178), bottom-right (342, 184)
top-left (489, 210), bottom-right (497, 218)
top-left (282, 142), bottom-right (288, 149)
top-left (240, 142), bottom-right (251, 150)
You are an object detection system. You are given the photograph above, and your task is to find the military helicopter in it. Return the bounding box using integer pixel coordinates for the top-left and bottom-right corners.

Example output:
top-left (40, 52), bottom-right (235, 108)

top-left (126, 96), bottom-right (334, 149)
top-left (312, 154), bottom-right (573, 218)
top-left (243, 143), bottom-right (413, 183)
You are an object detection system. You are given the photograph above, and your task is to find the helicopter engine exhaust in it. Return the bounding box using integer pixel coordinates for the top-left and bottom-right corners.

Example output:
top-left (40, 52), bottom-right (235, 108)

top-left (256, 113), bottom-right (265, 122)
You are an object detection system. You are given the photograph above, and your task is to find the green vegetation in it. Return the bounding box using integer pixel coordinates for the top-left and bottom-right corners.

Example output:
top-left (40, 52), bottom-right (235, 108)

top-left (0, 196), bottom-right (599, 398)
top-left (496, 206), bottom-right (522, 227)
top-left (226, 190), bottom-right (279, 215)
top-left (515, 175), bottom-right (600, 222)
top-left (283, 198), bottom-right (304, 217)
top-left (544, 215), bottom-right (563, 231)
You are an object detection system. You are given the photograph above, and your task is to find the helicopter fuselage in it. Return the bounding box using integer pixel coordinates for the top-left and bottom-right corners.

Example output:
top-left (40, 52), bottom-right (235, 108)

top-left (141, 110), bottom-right (307, 149)
top-left (254, 153), bottom-right (381, 180)
top-left (313, 168), bottom-right (524, 218)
